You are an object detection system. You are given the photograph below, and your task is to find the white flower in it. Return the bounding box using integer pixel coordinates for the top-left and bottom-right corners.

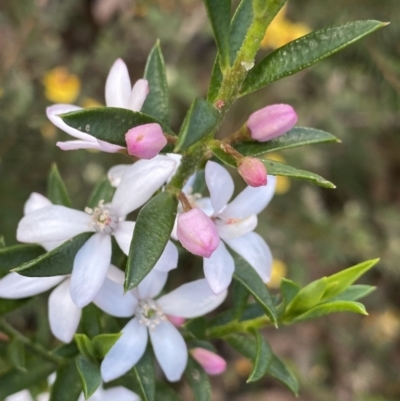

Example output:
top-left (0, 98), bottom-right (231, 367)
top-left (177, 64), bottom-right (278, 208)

top-left (46, 58), bottom-right (149, 152)
top-left (99, 272), bottom-right (226, 382)
top-left (16, 157), bottom-right (176, 308)
top-left (77, 385), bottom-right (140, 401)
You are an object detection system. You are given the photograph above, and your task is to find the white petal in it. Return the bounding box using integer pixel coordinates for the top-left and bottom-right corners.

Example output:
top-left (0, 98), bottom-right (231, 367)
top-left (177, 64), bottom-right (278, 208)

top-left (24, 193), bottom-right (51, 215)
top-left (224, 232), bottom-right (273, 282)
top-left (105, 59), bottom-right (131, 108)
top-left (154, 241), bottom-right (178, 272)
top-left (106, 264), bottom-right (125, 284)
top-left (150, 320), bottom-right (187, 382)
top-left (138, 270), bottom-right (168, 299)
top-left (114, 221), bottom-right (135, 255)
top-left (5, 389), bottom-right (34, 401)
top-left (101, 317), bottom-right (148, 382)
top-left (215, 214), bottom-right (258, 240)
top-left (57, 140), bottom-right (103, 151)
top-left (102, 387), bottom-right (140, 401)
top-left (203, 242), bottom-right (234, 294)
top-left (158, 279), bottom-right (227, 318)
top-left (107, 164), bottom-right (131, 188)
top-left (205, 161), bottom-right (234, 214)
top-left (195, 197), bottom-right (214, 217)
top-left (70, 233), bottom-right (112, 308)
top-left (182, 173), bottom-right (196, 194)
top-left (41, 240), bottom-right (64, 252)
top-left (94, 277), bottom-right (137, 317)
top-left (47, 104), bottom-right (96, 142)
top-left (17, 205), bottom-right (92, 244)
top-left (0, 273), bottom-right (64, 299)
top-left (112, 156), bottom-right (176, 216)
top-left (49, 279), bottom-right (82, 343)
top-left (220, 175), bottom-right (276, 220)
top-left (96, 139), bottom-right (125, 153)
top-left (127, 79), bottom-right (149, 111)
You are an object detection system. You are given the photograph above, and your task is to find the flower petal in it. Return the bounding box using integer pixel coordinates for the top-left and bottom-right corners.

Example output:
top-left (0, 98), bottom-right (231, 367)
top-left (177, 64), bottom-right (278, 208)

top-left (205, 161), bottom-right (234, 214)
top-left (49, 278), bottom-right (82, 343)
top-left (101, 317), bottom-right (148, 382)
top-left (102, 387), bottom-right (140, 401)
top-left (114, 221), bottom-right (135, 255)
top-left (96, 139), bottom-right (125, 153)
top-left (203, 241), bottom-right (234, 294)
top-left (220, 175), bottom-right (276, 220)
top-left (70, 233), bottom-right (112, 308)
top-left (111, 156), bottom-right (176, 216)
top-left (106, 264), bottom-right (125, 285)
top-left (158, 279), bottom-right (227, 318)
top-left (195, 197), bottom-right (214, 217)
top-left (0, 273), bottom-right (64, 299)
top-left (57, 140), bottom-right (103, 151)
top-left (24, 193), bottom-right (51, 215)
top-left (107, 164), bottom-right (131, 188)
top-left (128, 79), bottom-right (149, 111)
top-left (215, 214), bottom-right (258, 240)
top-left (5, 390), bottom-right (34, 401)
top-left (154, 241), bottom-right (178, 272)
top-left (138, 270), bottom-right (168, 299)
top-left (224, 232), bottom-right (273, 282)
top-left (149, 320), bottom-right (187, 382)
top-left (105, 59), bottom-right (131, 108)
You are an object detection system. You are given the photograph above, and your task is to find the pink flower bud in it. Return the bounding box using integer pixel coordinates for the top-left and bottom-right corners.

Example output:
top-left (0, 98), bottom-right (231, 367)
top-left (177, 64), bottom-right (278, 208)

top-left (191, 348), bottom-right (227, 376)
top-left (167, 315), bottom-right (186, 327)
top-left (238, 157), bottom-right (267, 187)
top-left (177, 208), bottom-right (219, 258)
top-left (125, 123), bottom-right (167, 159)
top-left (247, 104), bottom-right (297, 142)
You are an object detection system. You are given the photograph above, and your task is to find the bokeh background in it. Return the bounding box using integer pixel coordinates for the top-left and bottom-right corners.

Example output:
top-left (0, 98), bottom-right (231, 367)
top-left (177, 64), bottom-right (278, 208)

top-left (0, 0), bottom-right (399, 400)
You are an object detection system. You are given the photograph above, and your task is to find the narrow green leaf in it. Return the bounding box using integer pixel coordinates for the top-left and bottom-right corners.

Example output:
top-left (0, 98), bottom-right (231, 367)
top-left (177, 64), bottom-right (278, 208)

top-left (175, 99), bottom-right (220, 151)
top-left (210, 144), bottom-right (236, 167)
top-left (86, 178), bottom-right (114, 209)
top-left (92, 333), bottom-right (122, 359)
top-left (247, 329), bottom-right (272, 382)
top-left (235, 127), bottom-right (339, 156)
top-left (74, 334), bottom-right (96, 361)
top-left (133, 348), bottom-right (155, 401)
top-left (50, 360), bottom-right (82, 401)
top-left (232, 280), bottom-right (249, 320)
top-left (241, 20), bottom-right (387, 95)
top-left (225, 333), bottom-right (256, 359)
top-left (48, 164), bottom-right (72, 207)
top-left (142, 41), bottom-right (170, 124)
top-left (0, 236), bottom-right (6, 248)
top-left (279, 278), bottom-right (300, 310)
top-left (192, 170), bottom-right (207, 194)
top-left (329, 285), bottom-right (376, 302)
top-left (81, 304), bottom-right (101, 338)
top-left (126, 192), bottom-right (177, 290)
top-left (61, 108), bottom-right (175, 147)
top-left (8, 338), bottom-right (26, 372)
top-left (185, 356), bottom-right (211, 401)
top-left (267, 355), bottom-right (299, 395)
top-left (155, 383), bottom-right (183, 401)
top-left (76, 355), bottom-right (101, 399)
top-left (230, 248), bottom-right (277, 324)
top-left (185, 317), bottom-right (207, 339)
top-left (207, 55), bottom-right (223, 103)
top-left (53, 343), bottom-right (79, 359)
top-left (13, 233), bottom-right (92, 277)
top-left (262, 159), bottom-right (336, 189)
top-left (0, 299), bottom-right (30, 316)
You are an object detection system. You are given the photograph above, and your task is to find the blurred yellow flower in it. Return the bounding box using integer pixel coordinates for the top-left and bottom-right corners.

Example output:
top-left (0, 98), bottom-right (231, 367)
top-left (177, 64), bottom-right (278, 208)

top-left (80, 97), bottom-right (103, 109)
top-left (43, 67), bottom-right (81, 103)
top-left (363, 310), bottom-right (400, 344)
top-left (40, 122), bottom-right (57, 141)
top-left (261, 4), bottom-right (311, 49)
top-left (266, 153), bottom-right (291, 194)
top-left (268, 259), bottom-right (287, 289)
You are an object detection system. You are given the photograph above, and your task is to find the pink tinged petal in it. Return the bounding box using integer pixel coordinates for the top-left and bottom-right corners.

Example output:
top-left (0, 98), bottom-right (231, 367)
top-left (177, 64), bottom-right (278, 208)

top-left (94, 277), bottom-right (137, 317)
top-left (191, 348), bottom-right (227, 375)
top-left (237, 157), bottom-right (267, 187)
top-left (107, 164), bottom-right (131, 188)
top-left (205, 161), bottom-right (234, 214)
top-left (220, 176), bottom-right (276, 220)
top-left (203, 241), bottom-right (234, 294)
top-left (102, 387), bottom-right (140, 401)
top-left (149, 320), bottom-right (188, 382)
top-left (105, 59), bottom-right (131, 108)
top-left (101, 317), bottom-right (148, 382)
top-left (56, 140), bottom-right (103, 151)
top-left (96, 139), bottom-right (125, 153)
top-left (215, 214), bottom-right (258, 240)
top-left (70, 233), bottom-right (112, 308)
top-left (138, 270), bottom-right (168, 299)
top-left (125, 123), bottom-right (167, 159)
top-left (17, 205), bottom-right (92, 244)
top-left (224, 232), bottom-right (273, 282)
top-left (247, 104), bottom-right (298, 142)
top-left (24, 193), bottom-right (51, 215)
top-left (158, 279), bottom-right (227, 318)
top-left (106, 264), bottom-right (125, 284)
top-left (167, 315), bottom-right (186, 327)
top-left (113, 221), bottom-right (135, 255)
top-left (0, 273), bottom-right (64, 299)
top-left (111, 156), bottom-right (177, 216)
top-left (49, 279), bottom-right (82, 343)
top-left (154, 241), bottom-right (178, 273)
top-left (128, 79), bottom-right (149, 112)
top-left (177, 208), bottom-right (219, 258)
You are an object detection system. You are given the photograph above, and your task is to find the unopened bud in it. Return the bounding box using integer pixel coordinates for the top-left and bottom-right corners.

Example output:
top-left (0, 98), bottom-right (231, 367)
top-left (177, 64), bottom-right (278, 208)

top-left (247, 104), bottom-right (297, 142)
top-left (125, 123), bottom-right (167, 159)
top-left (191, 348), bottom-right (227, 375)
top-left (177, 208), bottom-right (219, 258)
top-left (238, 157), bottom-right (267, 187)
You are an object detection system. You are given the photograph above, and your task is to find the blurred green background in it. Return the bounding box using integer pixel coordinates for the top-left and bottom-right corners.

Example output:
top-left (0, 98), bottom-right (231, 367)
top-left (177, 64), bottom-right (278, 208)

top-left (0, 0), bottom-right (399, 400)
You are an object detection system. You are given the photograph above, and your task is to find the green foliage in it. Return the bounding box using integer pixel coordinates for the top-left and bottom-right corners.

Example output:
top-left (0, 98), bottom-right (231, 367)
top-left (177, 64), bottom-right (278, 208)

top-left (76, 355), bottom-right (101, 399)
top-left (50, 360), bottom-right (82, 401)
top-left (185, 356), bottom-right (212, 401)
top-left (92, 333), bottom-right (122, 359)
top-left (247, 328), bottom-right (272, 382)
top-left (86, 178), bottom-right (115, 209)
top-left (7, 338), bottom-right (26, 372)
top-left (132, 348), bottom-right (156, 401)
top-left (47, 164), bottom-right (72, 207)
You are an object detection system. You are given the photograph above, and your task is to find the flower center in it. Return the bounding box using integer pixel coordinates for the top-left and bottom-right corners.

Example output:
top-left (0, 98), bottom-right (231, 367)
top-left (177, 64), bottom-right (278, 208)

top-left (85, 200), bottom-right (118, 234)
top-left (136, 299), bottom-right (166, 330)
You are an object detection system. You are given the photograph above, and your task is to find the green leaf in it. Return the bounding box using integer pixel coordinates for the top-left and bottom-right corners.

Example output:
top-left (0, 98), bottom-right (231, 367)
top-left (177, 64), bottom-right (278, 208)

top-left (155, 383), bottom-right (183, 401)
top-left (232, 280), bottom-right (249, 320)
top-left (280, 278), bottom-right (300, 309)
top-left (192, 170), bottom-right (207, 194)
top-left (92, 333), bottom-right (122, 359)
top-left (61, 107), bottom-right (175, 147)
top-left (225, 333), bottom-right (256, 359)
top-left (267, 355), bottom-right (299, 395)
top-left (207, 55), bottom-right (223, 103)
top-left (48, 163), bottom-right (72, 207)
top-left (0, 236), bottom-right (6, 248)
top-left (203, 0), bottom-right (231, 69)
top-left (133, 348), bottom-right (155, 401)
top-left (231, 248), bottom-right (277, 324)
top-left (235, 127), bottom-right (339, 156)
top-left (210, 143), bottom-right (236, 167)
top-left (247, 329), bottom-right (272, 382)
top-left (185, 356), bottom-right (211, 401)
top-left (0, 299), bottom-right (30, 316)
top-left (175, 99), bottom-right (220, 151)
top-left (76, 355), bottom-right (101, 399)
top-left (185, 317), bottom-right (207, 339)
top-left (241, 20), bottom-right (387, 95)
top-left (142, 41), bottom-right (170, 124)
top-left (13, 232), bottom-right (93, 277)
top-left (0, 244), bottom-right (44, 278)
top-left (262, 159), bottom-right (336, 189)
top-left (7, 338), bottom-right (26, 372)
top-left (126, 192), bottom-right (177, 290)
top-left (81, 304), bottom-right (101, 338)
top-left (86, 178), bottom-right (114, 209)
top-left (74, 334), bottom-right (96, 361)
top-left (329, 285), bottom-right (376, 302)
top-left (50, 360), bottom-right (82, 401)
